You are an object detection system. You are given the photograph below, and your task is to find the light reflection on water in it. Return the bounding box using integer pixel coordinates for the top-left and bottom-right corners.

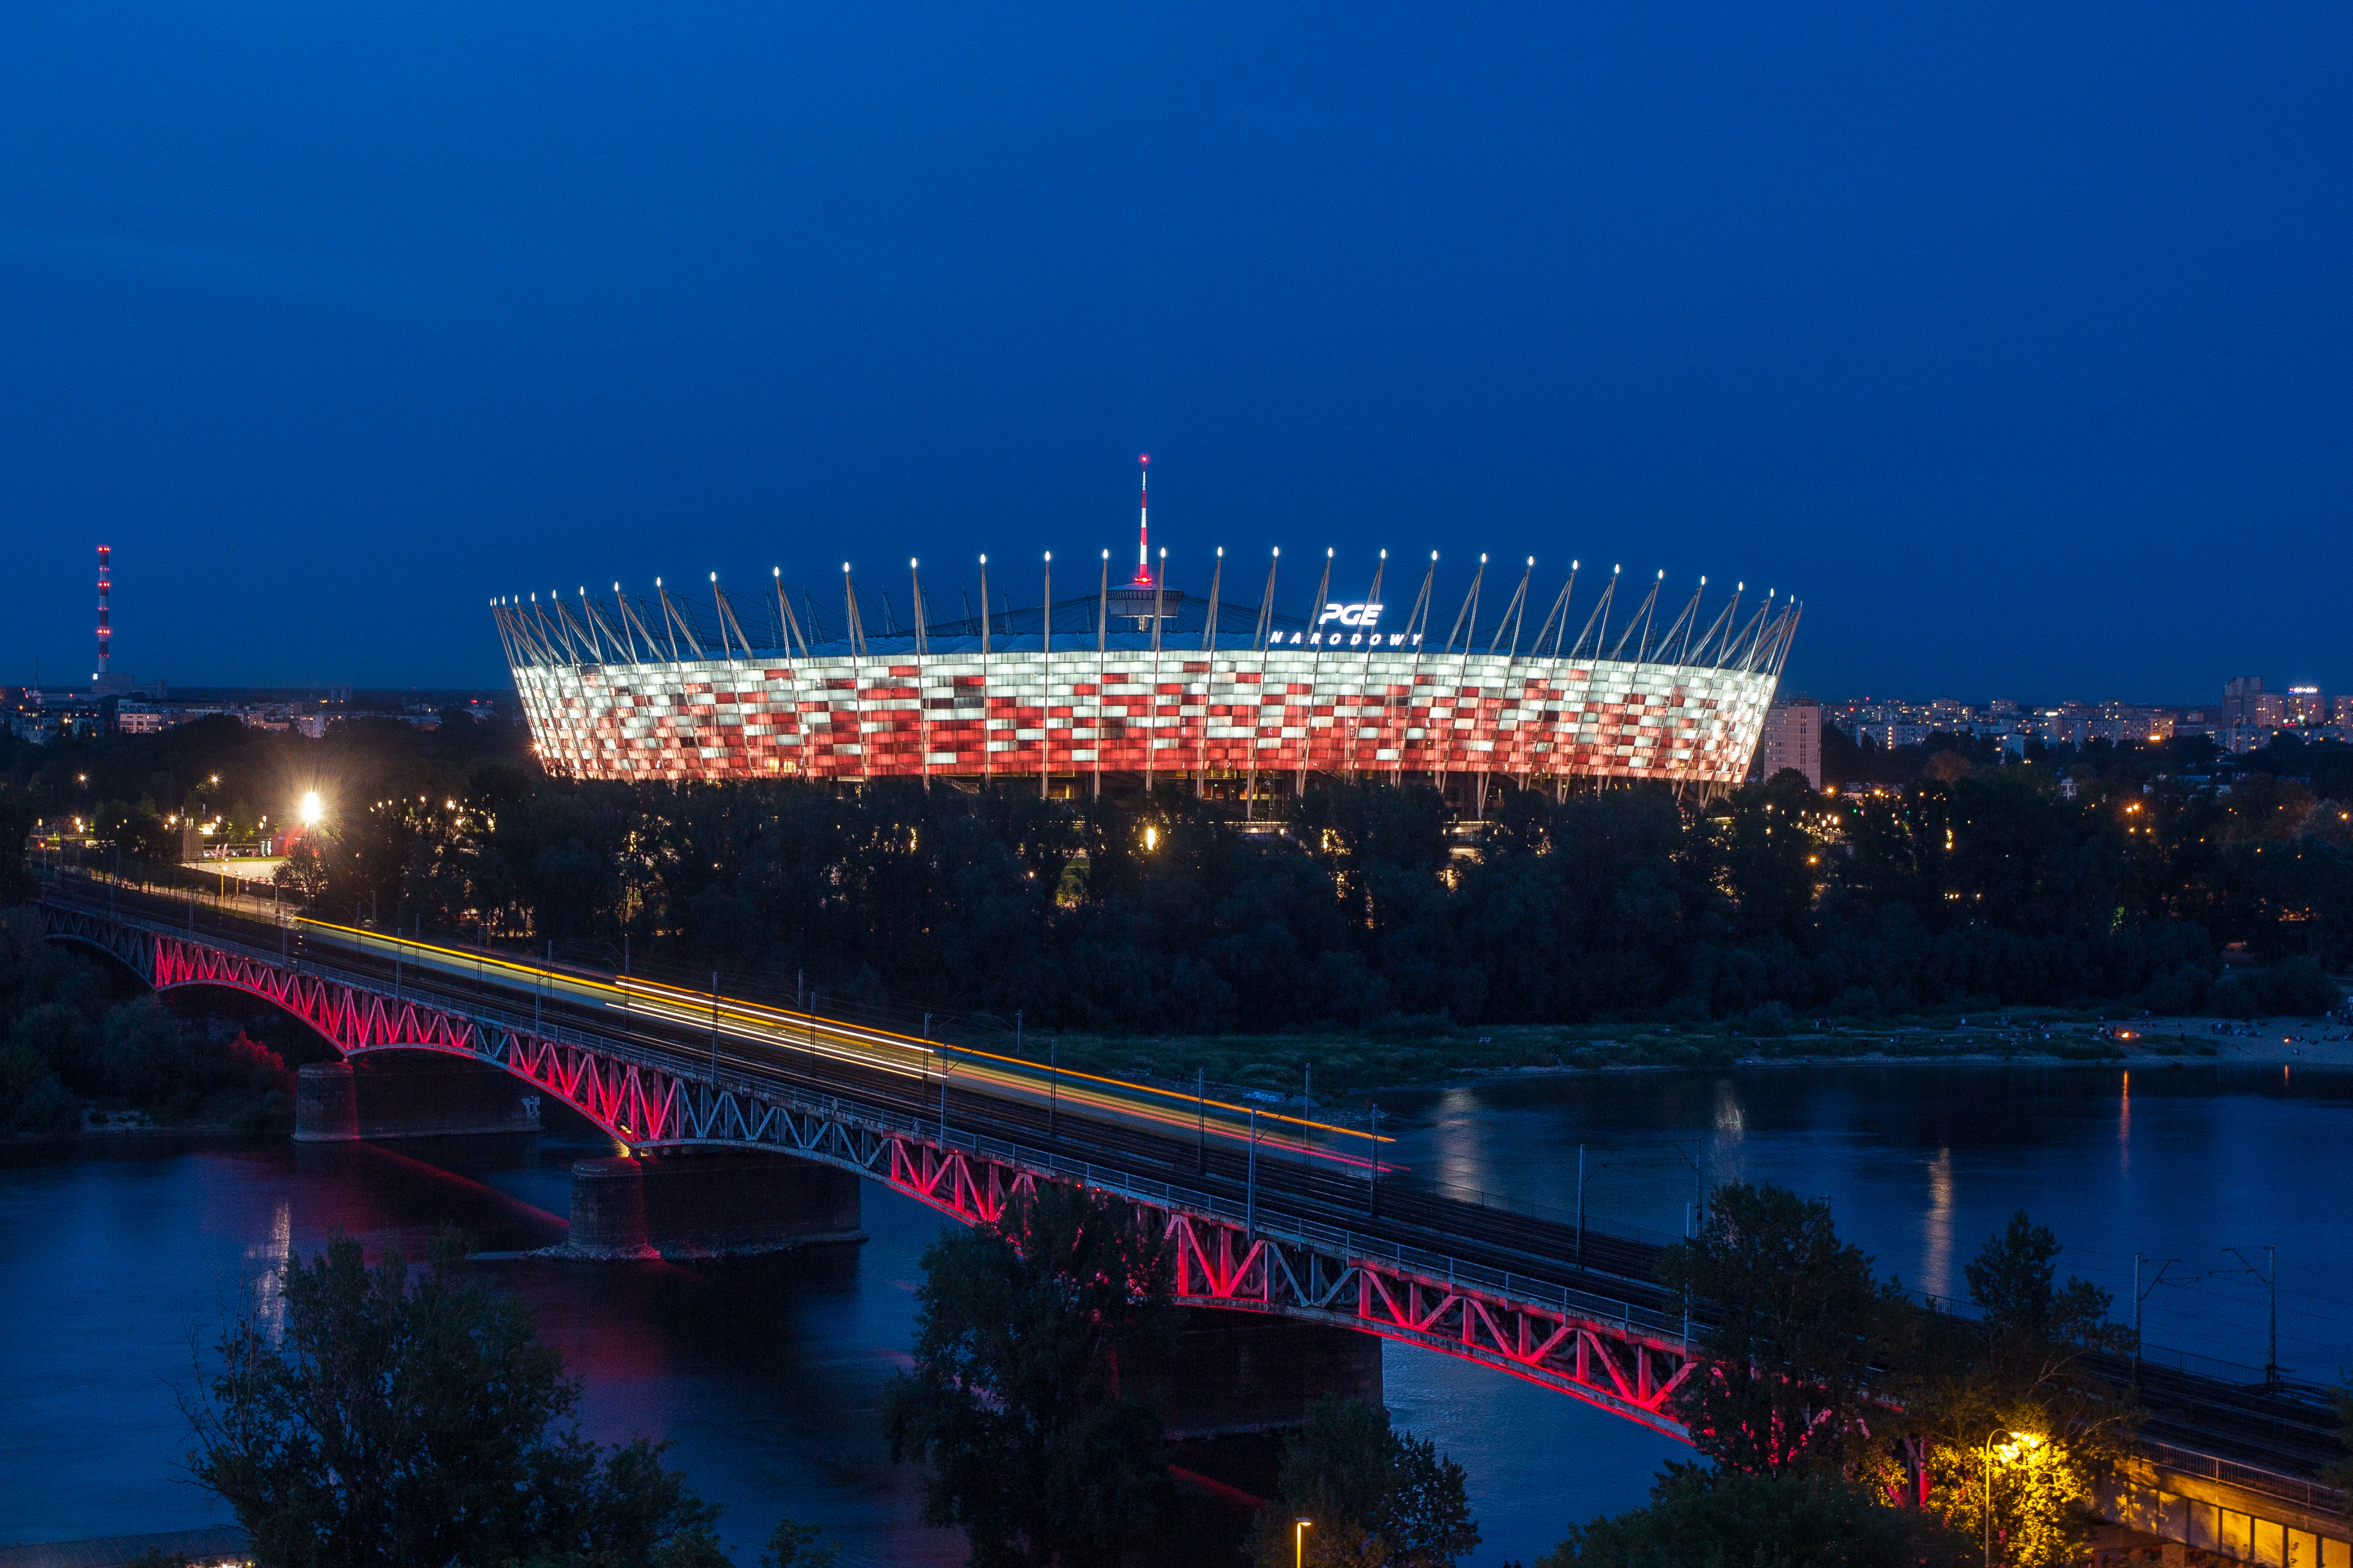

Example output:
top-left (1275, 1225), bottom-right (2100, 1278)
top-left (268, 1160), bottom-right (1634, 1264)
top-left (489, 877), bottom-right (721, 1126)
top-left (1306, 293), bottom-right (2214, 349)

top-left (3, 1062), bottom-right (2347, 1565)
top-left (1382, 1061), bottom-right (2353, 1376)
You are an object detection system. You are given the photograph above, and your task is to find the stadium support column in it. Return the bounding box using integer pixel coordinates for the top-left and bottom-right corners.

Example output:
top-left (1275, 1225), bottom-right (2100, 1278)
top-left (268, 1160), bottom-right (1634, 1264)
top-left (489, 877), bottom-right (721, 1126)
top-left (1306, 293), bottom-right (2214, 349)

top-left (1245, 548), bottom-right (1278, 820)
top-left (1094, 549), bottom-right (1108, 801)
top-left (1195, 547), bottom-right (1222, 798)
top-left (978, 554), bottom-right (991, 784)
top-left (1146, 545), bottom-right (1165, 797)
top-left (1298, 548), bottom-right (1331, 797)
top-left (1039, 552), bottom-right (1052, 799)
top-left (1346, 550), bottom-right (1385, 781)
top-left (1399, 553), bottom-right (1436, 788)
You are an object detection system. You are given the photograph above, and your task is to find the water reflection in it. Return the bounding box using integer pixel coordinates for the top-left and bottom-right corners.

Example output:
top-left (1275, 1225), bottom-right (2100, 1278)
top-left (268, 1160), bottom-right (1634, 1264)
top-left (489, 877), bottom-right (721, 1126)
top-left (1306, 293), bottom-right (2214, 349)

top-left (1380, 1062), bottom-right (2353, 1381)
top-left (1921, 1148), bottom-right (1953, 1301)
top-left (1430, 1086), bottom-right (1492, 1193)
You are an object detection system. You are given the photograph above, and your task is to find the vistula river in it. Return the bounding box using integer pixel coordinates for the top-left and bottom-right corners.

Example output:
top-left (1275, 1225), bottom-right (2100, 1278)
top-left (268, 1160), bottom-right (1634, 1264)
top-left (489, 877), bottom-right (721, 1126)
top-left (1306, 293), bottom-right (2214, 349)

top-left (4, 1062), bottom-right (2349, 1563)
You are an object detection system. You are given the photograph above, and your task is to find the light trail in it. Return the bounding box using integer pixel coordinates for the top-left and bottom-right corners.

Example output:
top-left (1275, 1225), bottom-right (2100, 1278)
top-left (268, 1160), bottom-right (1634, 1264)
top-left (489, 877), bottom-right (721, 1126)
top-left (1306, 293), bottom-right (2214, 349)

top-left (297, 919), bottom-right (1391, 1170)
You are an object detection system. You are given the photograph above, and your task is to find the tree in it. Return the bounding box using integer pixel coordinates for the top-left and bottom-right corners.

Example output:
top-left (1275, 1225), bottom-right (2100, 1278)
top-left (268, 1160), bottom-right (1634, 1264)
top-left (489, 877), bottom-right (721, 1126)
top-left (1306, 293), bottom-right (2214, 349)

top-left (1654, 1182), bottom-right (1894, 1477)
top-left (1883, 1213), bottom-right (2138, 1568)
top-left (273, 837), bottom-right (331, 903)
top-left (759, 1519), bottom-right (842, 1567)
top-left (2322, 1382), bottom-right (2353, 1493)
top-left (882, 1182), bottom-right (1181, 1568)
top-left (0, 789), bottom-right (39, 903)
top-left (1247, 1394), bottom-right (1478, 1568)
top-left (187, 1234), bottom-right (728, 1568)
top-left (1534, 1462), bottom-right (1969, 1568)
top-left (1966, 1212), bottom-right (2128, 1352)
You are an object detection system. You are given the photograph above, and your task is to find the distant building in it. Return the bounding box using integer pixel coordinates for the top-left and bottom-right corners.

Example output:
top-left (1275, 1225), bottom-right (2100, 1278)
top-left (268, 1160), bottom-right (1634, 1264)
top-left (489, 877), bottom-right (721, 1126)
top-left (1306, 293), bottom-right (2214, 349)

top-left (1759, 699), bottom-right (1822, 789)
top-left (2221, 672), bottom-right (2277, 728)
top-left (1856, 722), bottom-right (1929, 751)
top-left (2284, 686), bottom-right (2326, 727)
top-left (2335, 696), bottom-right (2353, 728)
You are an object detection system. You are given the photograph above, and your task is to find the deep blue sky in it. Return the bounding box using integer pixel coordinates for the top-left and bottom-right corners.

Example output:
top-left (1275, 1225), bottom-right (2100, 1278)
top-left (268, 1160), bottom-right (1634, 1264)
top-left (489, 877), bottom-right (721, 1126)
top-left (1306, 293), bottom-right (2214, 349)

top-left (3, 4), bottom-right (2347, 700)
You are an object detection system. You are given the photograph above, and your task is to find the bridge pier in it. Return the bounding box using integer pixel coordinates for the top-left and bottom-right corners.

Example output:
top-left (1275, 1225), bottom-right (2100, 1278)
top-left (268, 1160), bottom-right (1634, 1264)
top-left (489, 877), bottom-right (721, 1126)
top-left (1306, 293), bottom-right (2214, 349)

top-left (563, 1151), bottom-right (866, 1259)
top-left (1137, 1308), bottom-right (1384, 1438)
top-left (293, 1057), bottom-right (541, 1141)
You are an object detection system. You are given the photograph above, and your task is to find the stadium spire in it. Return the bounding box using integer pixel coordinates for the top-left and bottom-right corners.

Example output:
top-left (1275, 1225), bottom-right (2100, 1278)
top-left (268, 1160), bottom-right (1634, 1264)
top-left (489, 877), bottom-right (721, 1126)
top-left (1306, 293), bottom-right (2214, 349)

top-left (1134, 453), bottom-right (1153, 586)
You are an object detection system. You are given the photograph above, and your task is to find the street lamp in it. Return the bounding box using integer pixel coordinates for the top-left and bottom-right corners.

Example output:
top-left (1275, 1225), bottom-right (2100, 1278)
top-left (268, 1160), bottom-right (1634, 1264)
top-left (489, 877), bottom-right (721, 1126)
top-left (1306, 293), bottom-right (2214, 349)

top-left (300, 791), bottom-right (322, 827)
top-left (1982, 1430), bottom-right (2044, 1568)
top-left (1295, 1518), bottom-right (1312, 1568)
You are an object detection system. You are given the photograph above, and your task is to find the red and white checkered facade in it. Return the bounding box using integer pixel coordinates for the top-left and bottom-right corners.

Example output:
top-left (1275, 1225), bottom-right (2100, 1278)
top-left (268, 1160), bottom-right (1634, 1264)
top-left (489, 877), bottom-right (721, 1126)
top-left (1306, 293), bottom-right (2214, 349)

top-left (504, 640), bottom-right (1783, 786)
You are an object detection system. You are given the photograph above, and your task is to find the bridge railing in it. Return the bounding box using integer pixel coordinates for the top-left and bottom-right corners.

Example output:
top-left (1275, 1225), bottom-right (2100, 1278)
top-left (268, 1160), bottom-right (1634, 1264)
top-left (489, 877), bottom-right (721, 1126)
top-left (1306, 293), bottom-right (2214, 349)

top-left (2138, 1437), bottom-right (2350, 1520)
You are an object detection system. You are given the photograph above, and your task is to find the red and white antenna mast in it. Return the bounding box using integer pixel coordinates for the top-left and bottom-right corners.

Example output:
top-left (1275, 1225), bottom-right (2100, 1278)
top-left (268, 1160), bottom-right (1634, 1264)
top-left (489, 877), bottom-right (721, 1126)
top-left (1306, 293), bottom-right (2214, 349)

top-left (96, 545), bottom-right (112, 680)
top-left (1133, 453), bottom-right (1153, 585)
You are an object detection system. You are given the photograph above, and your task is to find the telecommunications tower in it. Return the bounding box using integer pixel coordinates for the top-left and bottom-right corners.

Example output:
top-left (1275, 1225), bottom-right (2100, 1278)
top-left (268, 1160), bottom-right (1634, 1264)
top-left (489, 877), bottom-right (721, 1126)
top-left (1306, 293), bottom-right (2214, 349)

top-left (96, 545), bottom-right (112, 683)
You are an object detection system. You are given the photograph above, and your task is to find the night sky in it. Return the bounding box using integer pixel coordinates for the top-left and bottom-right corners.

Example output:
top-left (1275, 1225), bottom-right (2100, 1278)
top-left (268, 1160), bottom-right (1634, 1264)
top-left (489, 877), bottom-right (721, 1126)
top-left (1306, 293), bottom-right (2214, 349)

top-left (3, 4), bottom-right (2346, 699)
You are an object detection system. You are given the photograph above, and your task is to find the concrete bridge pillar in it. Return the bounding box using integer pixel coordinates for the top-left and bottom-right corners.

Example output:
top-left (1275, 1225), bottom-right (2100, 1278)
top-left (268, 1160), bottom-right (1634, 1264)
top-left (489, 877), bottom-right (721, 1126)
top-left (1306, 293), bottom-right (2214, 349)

top-left (563, 1151), bottom-right (866, 1258)
top-left (1136, 1309), bottom-right (1384, 1438)
top-left (293, 1057), bottom-right (542, 1142)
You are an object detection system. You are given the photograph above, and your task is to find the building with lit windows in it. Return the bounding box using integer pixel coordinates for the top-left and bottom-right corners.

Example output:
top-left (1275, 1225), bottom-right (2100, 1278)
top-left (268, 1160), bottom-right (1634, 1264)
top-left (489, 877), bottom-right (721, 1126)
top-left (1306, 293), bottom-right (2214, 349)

top-left (1759, 698), bottom-right (1821, 789)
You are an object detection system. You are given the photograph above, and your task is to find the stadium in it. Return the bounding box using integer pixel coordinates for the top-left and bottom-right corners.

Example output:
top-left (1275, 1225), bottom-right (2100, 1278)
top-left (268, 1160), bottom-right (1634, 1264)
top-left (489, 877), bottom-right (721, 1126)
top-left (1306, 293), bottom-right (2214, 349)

top-left (493, 526), bottom-right (1798, 801)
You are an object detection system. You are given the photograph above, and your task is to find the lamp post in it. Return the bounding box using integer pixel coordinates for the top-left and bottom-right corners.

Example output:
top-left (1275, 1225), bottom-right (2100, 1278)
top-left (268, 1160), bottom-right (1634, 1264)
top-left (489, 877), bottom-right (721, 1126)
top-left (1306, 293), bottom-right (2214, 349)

top-left (1982, 1430), bottom-right (2041, 1568)
top-left (1246, 1106), bottom-right (1258, 1237)
top-left (1295, 1517), bottom-right (1311, 1568)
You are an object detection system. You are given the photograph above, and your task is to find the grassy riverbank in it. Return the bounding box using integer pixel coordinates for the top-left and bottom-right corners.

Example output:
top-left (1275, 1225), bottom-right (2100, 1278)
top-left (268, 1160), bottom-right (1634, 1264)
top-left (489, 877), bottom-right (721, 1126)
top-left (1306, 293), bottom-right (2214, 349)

top-left (1032, 1007), bottom-right (2353, 1100)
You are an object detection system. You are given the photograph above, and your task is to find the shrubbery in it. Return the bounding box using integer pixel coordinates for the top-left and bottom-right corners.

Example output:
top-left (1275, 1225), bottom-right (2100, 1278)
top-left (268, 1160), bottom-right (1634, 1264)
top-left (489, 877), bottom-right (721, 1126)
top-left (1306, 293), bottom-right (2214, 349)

top-left (0, 907), bottom-right (305, 1133)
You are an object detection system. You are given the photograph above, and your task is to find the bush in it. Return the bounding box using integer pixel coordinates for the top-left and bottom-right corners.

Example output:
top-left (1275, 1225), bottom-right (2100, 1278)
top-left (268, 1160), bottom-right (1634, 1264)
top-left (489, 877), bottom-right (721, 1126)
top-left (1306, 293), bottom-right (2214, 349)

top-left (2207, 958), bottom-right (2341, 1019)
top-left (1730, 1000), bottom-right (1796, 1036)
top-left (0, 1039), bottom-right (77, 1134)
top-left (2138, 963), bottom-right (2211, 1016)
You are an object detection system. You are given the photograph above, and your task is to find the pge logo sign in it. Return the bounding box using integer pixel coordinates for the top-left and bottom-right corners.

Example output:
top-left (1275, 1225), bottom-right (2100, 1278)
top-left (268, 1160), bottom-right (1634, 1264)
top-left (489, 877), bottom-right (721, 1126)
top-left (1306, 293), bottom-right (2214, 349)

top-left (1272, 602), bottom-right (1422, 647)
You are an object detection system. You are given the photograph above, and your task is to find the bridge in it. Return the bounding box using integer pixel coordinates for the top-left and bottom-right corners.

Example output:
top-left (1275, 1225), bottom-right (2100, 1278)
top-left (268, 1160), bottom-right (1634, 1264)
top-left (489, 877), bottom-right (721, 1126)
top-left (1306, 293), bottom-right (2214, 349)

top-left (35, 873), bottom-right (2353, 1563)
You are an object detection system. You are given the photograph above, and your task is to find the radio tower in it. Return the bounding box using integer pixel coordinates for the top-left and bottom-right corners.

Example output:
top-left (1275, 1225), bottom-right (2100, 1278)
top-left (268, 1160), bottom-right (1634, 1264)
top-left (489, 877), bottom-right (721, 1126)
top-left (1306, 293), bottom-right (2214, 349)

top-left (1133, 453), bottom-right (1153, 586)
top-left (96, 545), bottom-right (112, 683)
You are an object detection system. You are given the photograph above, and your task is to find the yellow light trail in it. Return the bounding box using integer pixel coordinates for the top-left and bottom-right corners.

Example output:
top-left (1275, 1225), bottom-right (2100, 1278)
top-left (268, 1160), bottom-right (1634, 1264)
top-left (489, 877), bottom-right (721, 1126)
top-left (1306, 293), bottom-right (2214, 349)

top-left (299, 919), bottom-right (1391, 1169)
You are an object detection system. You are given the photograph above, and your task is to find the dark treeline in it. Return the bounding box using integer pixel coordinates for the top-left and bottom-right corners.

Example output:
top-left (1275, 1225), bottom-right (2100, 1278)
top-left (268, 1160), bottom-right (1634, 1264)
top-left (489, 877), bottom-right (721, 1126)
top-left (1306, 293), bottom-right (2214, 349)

top-left (8, 718), bottom-right (2349, 1034)
top-left (0, 909), bottom-right (312, 1134)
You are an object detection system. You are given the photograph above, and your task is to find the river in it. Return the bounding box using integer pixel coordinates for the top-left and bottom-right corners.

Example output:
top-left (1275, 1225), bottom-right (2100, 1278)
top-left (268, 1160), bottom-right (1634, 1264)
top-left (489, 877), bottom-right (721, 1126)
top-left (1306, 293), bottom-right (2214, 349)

top-left (3, 1061), bottom-right (2347, 1563)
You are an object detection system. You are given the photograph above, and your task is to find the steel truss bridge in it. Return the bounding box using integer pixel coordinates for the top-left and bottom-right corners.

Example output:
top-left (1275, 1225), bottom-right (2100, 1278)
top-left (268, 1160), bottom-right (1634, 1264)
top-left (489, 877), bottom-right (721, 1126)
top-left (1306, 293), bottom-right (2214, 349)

top-left (41, 884), bottom-right (1697, 1435)
top-left (35, 877), bottom-right (2353, 1552)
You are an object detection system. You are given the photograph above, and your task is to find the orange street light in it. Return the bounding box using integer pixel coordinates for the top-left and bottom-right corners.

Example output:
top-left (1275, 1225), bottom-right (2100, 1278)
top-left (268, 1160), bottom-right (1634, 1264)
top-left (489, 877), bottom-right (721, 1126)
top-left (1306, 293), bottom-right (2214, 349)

top-left (1295, 1518), bottom-right (1312, 1568)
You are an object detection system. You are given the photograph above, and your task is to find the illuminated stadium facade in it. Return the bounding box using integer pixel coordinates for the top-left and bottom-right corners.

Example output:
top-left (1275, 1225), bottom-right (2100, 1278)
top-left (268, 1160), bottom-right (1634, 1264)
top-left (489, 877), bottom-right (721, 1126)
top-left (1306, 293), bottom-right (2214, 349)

top-left (494, 543), bottom-right (1800, 799)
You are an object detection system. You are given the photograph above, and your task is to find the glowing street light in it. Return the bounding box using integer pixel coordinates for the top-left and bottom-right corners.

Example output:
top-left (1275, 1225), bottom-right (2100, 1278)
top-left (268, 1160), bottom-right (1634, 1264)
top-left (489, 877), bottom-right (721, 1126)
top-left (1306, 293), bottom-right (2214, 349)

top-left (1984, 1429), bottom-right (2046, 1567)
top-left (1295, 1518), bottom-right (1312, 1568)
top-left (300, 792), bottom-right (322, 827)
